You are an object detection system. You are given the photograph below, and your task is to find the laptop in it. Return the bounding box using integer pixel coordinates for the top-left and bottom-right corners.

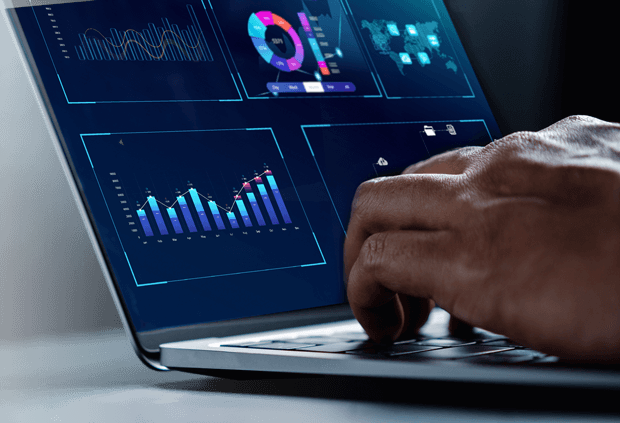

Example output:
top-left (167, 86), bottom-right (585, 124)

top-left (4, 0), bottom-right (619, 388)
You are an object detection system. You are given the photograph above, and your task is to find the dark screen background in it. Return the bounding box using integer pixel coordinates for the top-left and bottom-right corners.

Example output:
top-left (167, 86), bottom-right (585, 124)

top-left (13, 0), bottom-right (501, 333)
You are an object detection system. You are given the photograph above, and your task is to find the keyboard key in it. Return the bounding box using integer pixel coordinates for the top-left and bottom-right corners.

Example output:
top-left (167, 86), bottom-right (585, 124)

top-left (396, 345), bottom-right (515, 360)
top-left (414, 339), bottom-right (476, 347)
top-left (330, 332), bottom-right (370, 341)
top-left (348, 344), bottom-right (442, 357)
top-left (286, 336), bottom-right (355, 345)
top-left (460, 349), bottom-right (544, 364)
top-left (295, 341), bottom-right (373, 353)
top-left (479, 339), bottom-right (525, 348)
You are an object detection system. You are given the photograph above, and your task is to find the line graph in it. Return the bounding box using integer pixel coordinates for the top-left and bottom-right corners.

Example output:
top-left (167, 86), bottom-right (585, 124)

top-left (80, 128), bottom-right (324, 286)
top-left (135, 169), bottom-right (292, 237)
top-left (74, 5), bottom-right (213, 62)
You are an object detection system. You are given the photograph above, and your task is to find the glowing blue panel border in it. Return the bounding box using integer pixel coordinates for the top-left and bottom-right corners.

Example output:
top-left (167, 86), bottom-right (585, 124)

top-left (80, 127), bottom-right (326, 287)
top-left (340, 0), bottom-right (475, 99)
top-left (29, 0), bottom-right (242, 104)
top-left (301, 119), bottom-right (493, 234)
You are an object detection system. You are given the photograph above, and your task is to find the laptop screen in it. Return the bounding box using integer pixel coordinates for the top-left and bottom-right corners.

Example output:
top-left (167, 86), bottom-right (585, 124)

top-left (7, 0), bottom-right (501, 334)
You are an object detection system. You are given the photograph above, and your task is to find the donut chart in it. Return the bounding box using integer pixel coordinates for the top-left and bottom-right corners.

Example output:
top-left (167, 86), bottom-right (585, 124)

top-left (248, 11), bottom-right (304, 72)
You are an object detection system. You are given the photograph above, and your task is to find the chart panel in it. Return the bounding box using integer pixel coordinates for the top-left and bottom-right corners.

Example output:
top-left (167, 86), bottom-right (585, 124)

top-left (302, 120), bottom-right (493, 233)
top-left (345, 0), bottom-right (474, 98)
top-left (31, 0), bottom-right (240, 103)
top-left (81, 128), bottom-right (324, 286)
top-left (209, 0), bottom-right (381, 99)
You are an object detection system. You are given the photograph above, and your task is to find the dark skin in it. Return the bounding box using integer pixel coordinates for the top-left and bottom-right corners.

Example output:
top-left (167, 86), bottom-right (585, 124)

top-left (344, 115), bottom-right (620, 362)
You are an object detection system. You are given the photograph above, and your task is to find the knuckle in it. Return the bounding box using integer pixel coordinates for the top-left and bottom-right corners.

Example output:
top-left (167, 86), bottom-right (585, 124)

top-left (358, 233), bottom-right (390, 279)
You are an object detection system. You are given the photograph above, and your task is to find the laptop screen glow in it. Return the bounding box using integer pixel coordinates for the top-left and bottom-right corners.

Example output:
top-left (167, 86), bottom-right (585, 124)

top-left (8, 0), bottom-right (501, 333)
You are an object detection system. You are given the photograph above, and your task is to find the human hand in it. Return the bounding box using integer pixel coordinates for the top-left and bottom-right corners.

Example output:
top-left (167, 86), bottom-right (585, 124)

top-left (344, 116), bottom-right (620, 362)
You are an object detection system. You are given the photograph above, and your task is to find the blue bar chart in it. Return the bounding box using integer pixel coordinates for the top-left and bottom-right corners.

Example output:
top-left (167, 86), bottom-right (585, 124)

top-left (135, 170), bottom-right (293, 237)
top-left (82, 128), bottom-right (325, 286)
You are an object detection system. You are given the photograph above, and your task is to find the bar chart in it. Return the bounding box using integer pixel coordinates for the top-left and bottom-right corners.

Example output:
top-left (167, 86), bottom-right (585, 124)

top-left (74, 5), bottom-right (213, 62)
top-left (80, 128), bottom-right (324, 286)
top-left (30, 0), bottom-right (241, 103)
top-left (135, 170), bottom-right (293, 238)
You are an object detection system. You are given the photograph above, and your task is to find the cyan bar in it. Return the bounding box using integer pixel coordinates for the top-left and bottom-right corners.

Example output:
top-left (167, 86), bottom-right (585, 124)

top-left (148, 24), bottom-right (161, 60)
top-left (226, 212), bottom-right (239, 229)
top-left (79, 33), bottom-right (93, 60)
top-left (137, 209), bottom-right (154, 237)
top-left (126, 31), bottom-right (138, 61)
top-left (97, 38), bottom-right (111, 60)
top-left (163, 18), bottom-right (178, 61)
top-left (246, 192), bottom-right (266, 226)
top-left (188, 4), bottom-right (213, 61)
top-left (179, 28), bottom-right (195, 61)
top-left (148, 196), bottom-right (169, 235)
top-left (75, 46), bottom-right (84, 60)
top-left (110, 28), bottom-right (122, 60)
top-left (208, 201), bottom-right (226, 230)
top-left (157, 27), bottom-right (169, 61)
top-left (257, 182), bottom-right (279, 225)
top-left (235, 198), bottom-right (253, 227)
top-left (142, 30), bottom-right (153, 61)
top-left (90, 37), bottom-right (103, 60)
top-left (188, 188), bottom-right (212, 231)
top-left (178, 196), bottom-right (197, 232)
top-left (166, 208), bottom-right (184, 234)
top-left (173, 24), bottom-right (189, 61)
top-left (131, 30), bottom-right (146, 61)
top-left (266, 174), bottom-right (292, 224)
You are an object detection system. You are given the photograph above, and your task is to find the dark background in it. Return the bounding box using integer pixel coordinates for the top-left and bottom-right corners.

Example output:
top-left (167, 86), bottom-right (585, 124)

top-left (1, 0), bottom-right (617, 339)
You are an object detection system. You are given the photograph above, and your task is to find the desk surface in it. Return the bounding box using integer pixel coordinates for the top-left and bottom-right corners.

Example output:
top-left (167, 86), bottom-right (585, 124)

top-left (2, 329), bottom-right (620, 422)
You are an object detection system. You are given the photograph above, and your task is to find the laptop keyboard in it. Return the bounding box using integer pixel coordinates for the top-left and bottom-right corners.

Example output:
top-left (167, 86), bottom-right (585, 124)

top-left (220, 332), bottom-right (553, 365)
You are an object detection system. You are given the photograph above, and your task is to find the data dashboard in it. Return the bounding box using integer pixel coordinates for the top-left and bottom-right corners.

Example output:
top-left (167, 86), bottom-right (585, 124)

top-left (10, 0), bottom-right (501, 332)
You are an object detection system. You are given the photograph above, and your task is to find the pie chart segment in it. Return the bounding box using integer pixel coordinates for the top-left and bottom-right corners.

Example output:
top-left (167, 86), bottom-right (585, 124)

top-left (248, 11), bottom-right (304, 73)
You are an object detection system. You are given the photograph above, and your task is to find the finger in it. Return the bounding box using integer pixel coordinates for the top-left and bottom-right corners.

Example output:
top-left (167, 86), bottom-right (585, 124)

top-left (397, 295), bottom-right (435, 340)
top-left (347, 230), bottom-right (458, 343)
top-left (344, 173), bottom-right (461, 281)
top-left (403, 146), bottom-right (483, 175)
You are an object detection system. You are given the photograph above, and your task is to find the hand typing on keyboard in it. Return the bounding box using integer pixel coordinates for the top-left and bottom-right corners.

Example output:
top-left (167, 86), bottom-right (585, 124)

top-left (344, 116), bottom-right (620, 363)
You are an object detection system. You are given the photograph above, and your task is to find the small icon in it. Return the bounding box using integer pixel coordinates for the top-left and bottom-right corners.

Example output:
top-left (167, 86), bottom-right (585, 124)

top-left (119, 139), bottom-right (124, 145)
top-left (406, 24), bottom-right (418, 36)
top-left (447, 124), bottom-right (456, 135)
top-left (335, 47), bottom-right (343, 58)
top-left (399, 53), bottom-right (413, 64)
top-left (427, 34), bottom-right (440, 47)
top-left (387, 23), bottom-right (400, 36)
top-left (424, 126), bottom-right (436, 136)
top-left (417, 52), bottom-right (431, 66)
top-left (372, 157), bottom-right (389, 176)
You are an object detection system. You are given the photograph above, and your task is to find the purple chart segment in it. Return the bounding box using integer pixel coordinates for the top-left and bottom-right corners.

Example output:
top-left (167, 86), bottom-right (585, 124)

top-left (235, 196), bottom-right (253, 227)
top-left (244, 183), bottom-right (266, 226)
top-left (226, 212), bottom-right (240, 229)
top-left (189, 188), bottom-right (212, 231)
top-left (265, 171), bottom-right (292, 224)
top-left (148, 196), bottom-right (169, 235)
top-left (256, 177), bottom-right (279, 225)
top-left (178, 196), bottom-right (197, 232)
top-left (137, 209), bottom-right (154, 237)
top-left (208, 201), bottom-right (227, 230)
top-left (166, 208), bottom-right (184, 234)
